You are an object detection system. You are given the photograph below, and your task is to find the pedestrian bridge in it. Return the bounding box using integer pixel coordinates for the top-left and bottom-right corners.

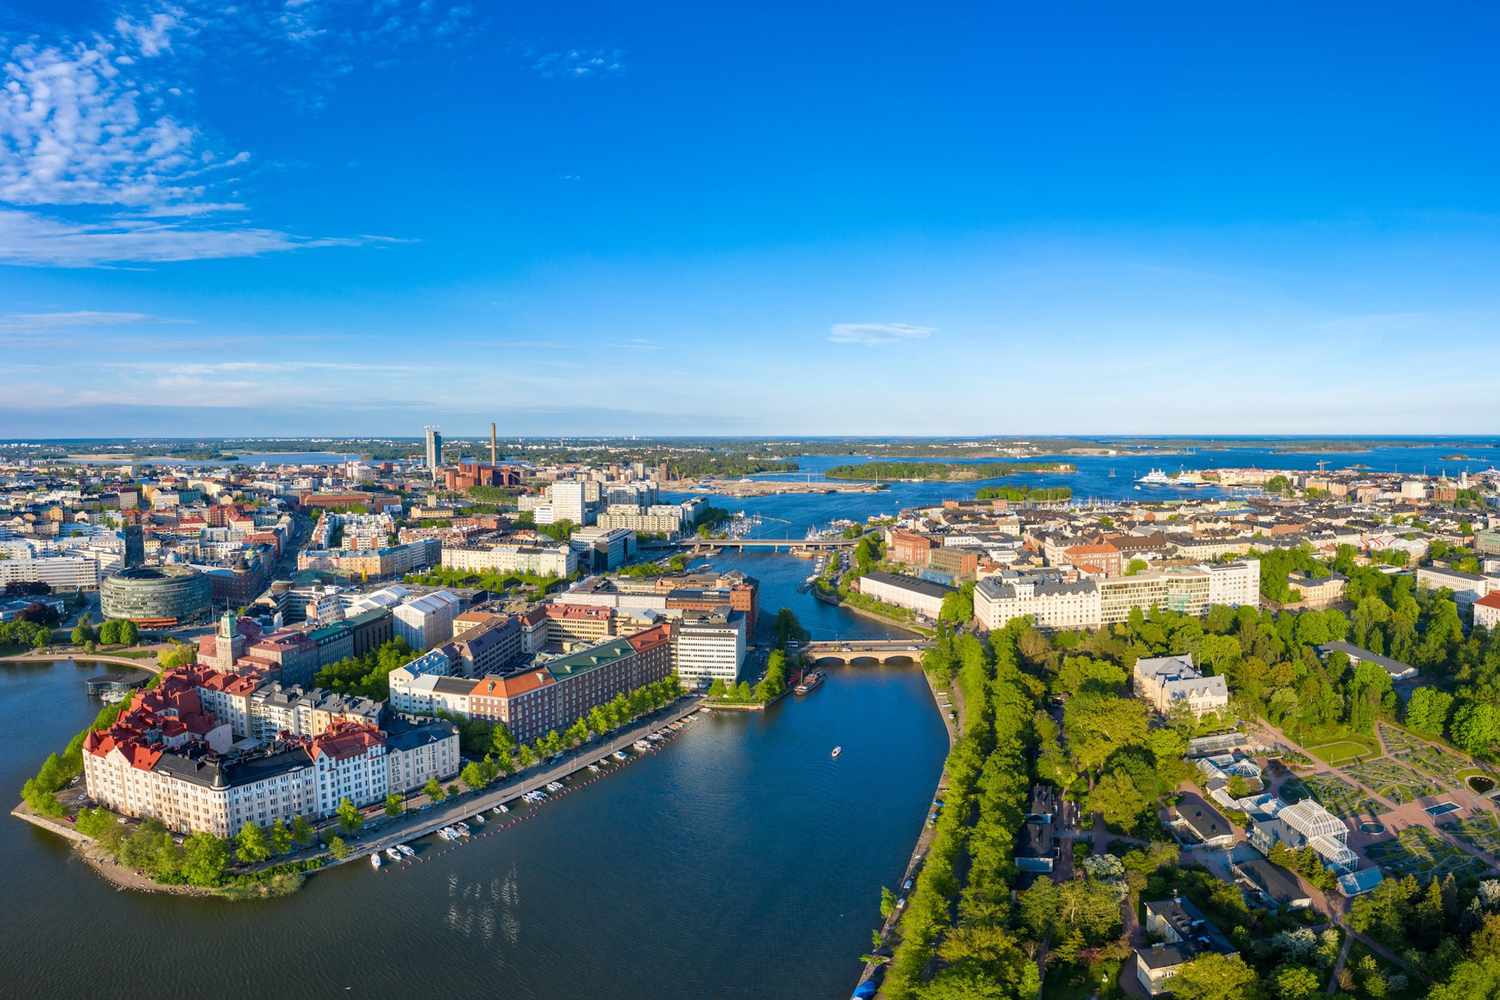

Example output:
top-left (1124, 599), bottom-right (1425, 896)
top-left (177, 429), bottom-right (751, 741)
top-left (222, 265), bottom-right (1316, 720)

top-left (800, 639), bottom-right (930, 664)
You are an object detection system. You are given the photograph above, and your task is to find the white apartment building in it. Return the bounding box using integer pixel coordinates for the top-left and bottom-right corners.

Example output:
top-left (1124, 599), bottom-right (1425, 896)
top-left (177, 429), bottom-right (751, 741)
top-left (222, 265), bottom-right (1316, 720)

top-left (673, 611), bottom-right (746, 686)
top-left (1207, 559), bottom-right (1260, 607)
top-left (311, 731), bottom-right (389, 817)
top-left (974, 561), bottom-right (1259, 632)
top-left (442, 542), bottom-right (577, 578)
top-left (974, 574), bottom-right (1101, 631)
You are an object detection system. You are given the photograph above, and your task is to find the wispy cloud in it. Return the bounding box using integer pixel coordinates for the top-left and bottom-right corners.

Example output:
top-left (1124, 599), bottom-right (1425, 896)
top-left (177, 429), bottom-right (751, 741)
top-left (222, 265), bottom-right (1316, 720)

top-left (531, 48), bottom-right (625, 79)
top-left (0, 209), bottom-right (396, 267)
top-left (610, 338), bottom-right (662, 351)
top-left (0, 310), bottom-right (166, 332)
top-left (0, 3), bottom-right (423, 267)
top-left (828, 322), bottom-right (936, 346)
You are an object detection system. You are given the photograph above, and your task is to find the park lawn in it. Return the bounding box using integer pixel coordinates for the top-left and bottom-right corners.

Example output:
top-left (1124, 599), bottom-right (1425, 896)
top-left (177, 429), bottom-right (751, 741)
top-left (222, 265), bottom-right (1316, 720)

top-left (1042, 958), bottom-right (1123, 1000)
top-left (1307, 740), bottom-right (1377, 766)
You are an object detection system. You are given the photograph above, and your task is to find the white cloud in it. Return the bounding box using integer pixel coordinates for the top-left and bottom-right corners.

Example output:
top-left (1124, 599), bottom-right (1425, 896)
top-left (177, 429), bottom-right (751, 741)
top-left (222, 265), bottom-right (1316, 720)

top-left (115, 7), bottom-right (188, 57)
top-left (531, 48), bottom-right (625, 79)
top-left (828, 322), bottom-right (936, 346)
top-left (0, 310), bottom-right (162, 332)
top-left (0, 209), bottom-right (395, 267)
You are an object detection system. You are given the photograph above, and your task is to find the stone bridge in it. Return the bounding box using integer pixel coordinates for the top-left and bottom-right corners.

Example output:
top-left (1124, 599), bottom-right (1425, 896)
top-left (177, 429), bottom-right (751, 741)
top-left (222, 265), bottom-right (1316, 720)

top-left (800, 639), bottom-right (930, 664)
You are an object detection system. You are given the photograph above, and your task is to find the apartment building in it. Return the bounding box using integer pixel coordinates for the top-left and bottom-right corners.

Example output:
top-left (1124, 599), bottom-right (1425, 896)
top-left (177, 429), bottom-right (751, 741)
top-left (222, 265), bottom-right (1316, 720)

top-left (81, 668), bottom-right (459, 836)
top-left (974, 573), bottom-right (1101, 631)
top-left (441, 542), bottom-right (577, 578)
top-left (423, 625), bottom-right (674, 743)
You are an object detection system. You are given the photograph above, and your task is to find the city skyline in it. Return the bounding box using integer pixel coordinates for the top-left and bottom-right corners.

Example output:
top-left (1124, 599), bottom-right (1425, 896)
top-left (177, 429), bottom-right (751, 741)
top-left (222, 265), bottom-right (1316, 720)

top-left (4, 2), bottom-right (1500, 436)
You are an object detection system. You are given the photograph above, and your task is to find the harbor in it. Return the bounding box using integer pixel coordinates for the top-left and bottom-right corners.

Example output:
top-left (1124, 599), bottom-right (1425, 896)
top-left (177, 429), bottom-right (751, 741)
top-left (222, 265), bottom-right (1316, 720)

top-left (0, 656), bottom-right (946, 999)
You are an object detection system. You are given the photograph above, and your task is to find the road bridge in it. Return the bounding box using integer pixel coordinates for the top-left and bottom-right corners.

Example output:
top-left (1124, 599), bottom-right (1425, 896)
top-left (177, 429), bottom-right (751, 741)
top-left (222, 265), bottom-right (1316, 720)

top-left (642, 537), bottom-right (857, 552)
top-left (801, 639), bottom-right (930, 664)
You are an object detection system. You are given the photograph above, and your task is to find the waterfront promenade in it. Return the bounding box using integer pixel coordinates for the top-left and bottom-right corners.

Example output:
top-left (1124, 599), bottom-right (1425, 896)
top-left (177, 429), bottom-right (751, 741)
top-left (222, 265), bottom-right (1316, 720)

top-left (335, 695), bottom-right (707, 867)
top-left (0, 650), bottom-right (164, 674)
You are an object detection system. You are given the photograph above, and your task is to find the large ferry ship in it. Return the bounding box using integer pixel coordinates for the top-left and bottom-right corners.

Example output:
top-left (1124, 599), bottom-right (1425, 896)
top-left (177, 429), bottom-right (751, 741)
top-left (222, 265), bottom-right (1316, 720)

top-left (1136, 468), bottom-right (1173, 485)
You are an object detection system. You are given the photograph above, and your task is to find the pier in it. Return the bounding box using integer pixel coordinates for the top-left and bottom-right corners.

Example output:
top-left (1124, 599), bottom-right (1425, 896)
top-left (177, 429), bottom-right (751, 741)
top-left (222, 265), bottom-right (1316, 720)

top-left (343, 695), bottom-right (707, 866)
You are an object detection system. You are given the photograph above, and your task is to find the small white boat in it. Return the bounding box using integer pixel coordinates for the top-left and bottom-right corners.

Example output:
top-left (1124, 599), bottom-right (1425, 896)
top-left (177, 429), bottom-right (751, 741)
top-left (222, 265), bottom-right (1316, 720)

top-left (472, 813), bottom-right (485, 825)
top-left (437, 827), bottom-right (454, 841)
top-left (491, 804), bottom-right (503, 815)
top-left (397, 844), bottom-right (415, 858)
top-left (385, 847), bottom-right (403, 862)
top-left (370, 852), bottom-right (383, 870)
top-left (588, 764), bottom-right (600, 773)
top-left (613, 751), bottom-right (628, 761)
top-left (455, 822), bottom-right (471, 837)
top-left (831, 746), bottom-right (843, 759)
top-left (496, 803), bottom-right (509, 814)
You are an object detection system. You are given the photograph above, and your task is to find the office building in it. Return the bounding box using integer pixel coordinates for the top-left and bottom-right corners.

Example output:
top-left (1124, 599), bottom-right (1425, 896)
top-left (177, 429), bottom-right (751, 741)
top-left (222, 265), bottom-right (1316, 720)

top-left (425, 425), bottom-right (443, 480)
top-left (673, 610), bottom-right (746, 686)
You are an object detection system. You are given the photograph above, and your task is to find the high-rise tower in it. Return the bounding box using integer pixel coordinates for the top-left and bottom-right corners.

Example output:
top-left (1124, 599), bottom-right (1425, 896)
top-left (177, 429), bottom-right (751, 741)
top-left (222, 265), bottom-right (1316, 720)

top-left (424, 425), bottom-right (443, 481)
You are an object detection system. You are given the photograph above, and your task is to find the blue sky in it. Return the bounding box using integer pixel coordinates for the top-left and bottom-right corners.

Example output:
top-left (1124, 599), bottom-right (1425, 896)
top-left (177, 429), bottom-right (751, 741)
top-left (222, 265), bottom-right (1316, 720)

top-left (2, 2), bottom-right (1499, 437)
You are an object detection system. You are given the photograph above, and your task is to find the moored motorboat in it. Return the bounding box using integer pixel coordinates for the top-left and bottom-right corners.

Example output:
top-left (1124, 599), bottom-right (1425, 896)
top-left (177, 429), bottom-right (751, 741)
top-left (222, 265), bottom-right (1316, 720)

top-left (370, 852), bottom-right (383, 870)
top-left (831, 745), bottom-right (843, 759)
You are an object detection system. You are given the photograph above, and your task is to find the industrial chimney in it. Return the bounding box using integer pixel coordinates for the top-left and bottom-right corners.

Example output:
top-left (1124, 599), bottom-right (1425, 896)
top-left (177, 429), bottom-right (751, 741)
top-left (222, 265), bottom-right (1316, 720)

top-left (490, 422), bottom-right (497, 465)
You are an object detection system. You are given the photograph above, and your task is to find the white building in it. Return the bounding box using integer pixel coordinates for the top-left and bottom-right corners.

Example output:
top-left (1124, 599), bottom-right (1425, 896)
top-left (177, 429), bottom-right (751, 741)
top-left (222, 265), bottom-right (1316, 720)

top-left (0, 554), bottom-right (102, 590)
top-left (1416, 565), bottom-right (1500, 610)
top-left (673, 611), bottom-right (746, 686)
top-left (858, 571), bottom-right (952, 620)
top-left (441, 542), bottom-right (577, 578)
top-left (1133, 653), bottom-right (1229, 716)
top-left (392, 590), bottom-right (462, 651)
top-left (547, 480), bottom-right (590, 526)
top-left (974, 573), bottom-right (1100, 631)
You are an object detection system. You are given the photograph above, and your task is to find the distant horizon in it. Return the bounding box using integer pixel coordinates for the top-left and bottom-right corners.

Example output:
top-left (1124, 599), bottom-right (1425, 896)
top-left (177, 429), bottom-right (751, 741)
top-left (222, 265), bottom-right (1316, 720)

top-left (6, 433), bottom-right (1500, 445)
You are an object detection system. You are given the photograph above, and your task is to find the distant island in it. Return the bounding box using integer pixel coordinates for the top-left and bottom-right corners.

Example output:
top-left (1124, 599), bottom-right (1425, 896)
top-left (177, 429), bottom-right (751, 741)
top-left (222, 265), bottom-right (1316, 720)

top-left (824, 460), bottom-right (1073, 481)
top-left (975, 485), bottom-right (1072, 502)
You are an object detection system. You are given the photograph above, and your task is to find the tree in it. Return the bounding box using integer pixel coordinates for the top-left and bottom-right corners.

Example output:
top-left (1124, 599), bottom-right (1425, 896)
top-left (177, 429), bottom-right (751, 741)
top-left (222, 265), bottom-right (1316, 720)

top-left (1451, 700), bottom-right (1500, 754)
top-left (1405, 686), bottom-right (1454, 738)
top-left (516, 744), bottom-right (537, 769)
top-left (707, 678), bottom-right (727, 699)
top-left (336, 797), bottom-right (364, 834)
top-left (98, 619), bottom-right (120, 645)
top-left (235, 821), bottom-right (270, 864)
top-left (383, 793), bottom-right (404, 817)
top-left (328, 835), bottom-right (349, 860)
top-left (118, 620), bottom-right (139, 645)
top-left (423, 777), bottom-right (447, 802)
top-left (181, 832), bottom-right (229, 886)
top-left (269, 818), bottom-right (293, 855)
top-left (880, 885), bottom-right (897, 919)
top-left (1167, 953), bottom-right (1259, 1000)
top-left (291, 814), bottom-right (315, 846)
top-left (157, 641), bottom-right (196, 669)
top-left (1087, 769), bottom-right (1149, 830)
top-left (1126, 558), bottom-right (1149, 576)
top-left (461, 761), bottom-right (488, 790)
top-left (1274, 963), bottom-right (1321, 1000)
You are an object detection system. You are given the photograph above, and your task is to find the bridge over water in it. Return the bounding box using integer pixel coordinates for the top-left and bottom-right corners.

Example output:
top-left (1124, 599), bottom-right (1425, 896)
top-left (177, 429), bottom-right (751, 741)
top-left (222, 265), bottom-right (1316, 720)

top-left (642, 537), bottom-right (858, 552)
top-left (800, 639), bottom-right (931, 664)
